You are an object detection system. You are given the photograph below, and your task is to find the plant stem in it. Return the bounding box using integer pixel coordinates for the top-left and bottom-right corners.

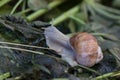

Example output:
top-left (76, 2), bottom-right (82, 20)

top-left (86, 0), bottom-right (120, 20)
top-left (0, 41), bottom-right (51, 50)
top-left (0, 45), bottom-right (44, 55)
top-left (96, 3), bottom-right (120, 15)
top-left (0, 72), bottom-right (10, 80)
top-left (78, 65), bottom-right (101, 75)
top-left (52, 78), bottom-right (68, 80)
top-left (10, 0), bottom-right (23, 15)
top-left (49, 5), bottom-right (80, 25)
top-left (0, 45), bottom-right (61, 61)
top-left (27, 0), bottom-right (65, 21)
top-left (91, 33), bottom-right (107, 36)
top-left (92, 71), bottom-right (120, 80)
top-left (15, 9), bottom-right (31, 15)
top-left (0, 0), bottom-right (11, 7)
top-left (70, 16), bottom-right (86, 25)
top-left (93, 5), bottom-right (120, 20)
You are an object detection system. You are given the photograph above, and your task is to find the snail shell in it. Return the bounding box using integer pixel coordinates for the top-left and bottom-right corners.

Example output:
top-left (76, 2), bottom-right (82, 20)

top-left (70, 32), bottom-right (103, 67)
top-left (44, 26), bottom-right (103, 67)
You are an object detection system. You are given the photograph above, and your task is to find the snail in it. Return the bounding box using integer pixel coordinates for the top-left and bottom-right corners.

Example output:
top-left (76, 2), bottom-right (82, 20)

top-left (44, 26), bottom-right (103, 67)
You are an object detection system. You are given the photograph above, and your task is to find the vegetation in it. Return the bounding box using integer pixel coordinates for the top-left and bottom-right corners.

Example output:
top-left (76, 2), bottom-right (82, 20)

top-left (0, 0), bottom-right (120, 80)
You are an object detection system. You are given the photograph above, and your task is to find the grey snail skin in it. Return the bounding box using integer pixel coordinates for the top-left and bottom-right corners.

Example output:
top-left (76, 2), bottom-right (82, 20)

top-left (44, 26), bottom-right (103, 67)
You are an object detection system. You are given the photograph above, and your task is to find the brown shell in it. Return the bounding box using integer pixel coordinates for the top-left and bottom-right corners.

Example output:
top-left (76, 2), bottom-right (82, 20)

top-left (70, 32), bottom-right (99, 67)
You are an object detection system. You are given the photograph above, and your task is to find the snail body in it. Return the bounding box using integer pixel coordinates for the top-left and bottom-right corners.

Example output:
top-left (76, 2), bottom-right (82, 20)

top-left (44, 26), bottom-right (103, 67)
